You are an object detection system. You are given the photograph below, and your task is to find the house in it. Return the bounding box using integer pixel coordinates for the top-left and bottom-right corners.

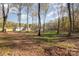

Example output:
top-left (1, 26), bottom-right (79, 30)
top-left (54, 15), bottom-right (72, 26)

top-left (13, 27), bottom-right (31, 31)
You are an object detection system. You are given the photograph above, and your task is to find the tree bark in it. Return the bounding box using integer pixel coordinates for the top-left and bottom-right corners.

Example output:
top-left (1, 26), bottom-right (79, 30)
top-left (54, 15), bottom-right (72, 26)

top-left (26, 6), bottom-right (29, 31)
top-left (38, 3), bottom-right (41, 36)
top-left (72, 3), bottom-right (75, 32)
top-left (2, 4), bottom-right (9, 32)
top-left (18, 4), bottom-right (21, 31)
top-left (67, 3), bottom-right (72, 36)
top-left (43, 12), bottom-right (46, 32)
top-left (57, 10), bottom-right (60, 34)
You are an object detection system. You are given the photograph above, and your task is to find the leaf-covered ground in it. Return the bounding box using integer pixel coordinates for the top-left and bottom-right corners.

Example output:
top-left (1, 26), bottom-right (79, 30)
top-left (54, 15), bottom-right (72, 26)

top-left (0, 32), bottom-right (79, 56)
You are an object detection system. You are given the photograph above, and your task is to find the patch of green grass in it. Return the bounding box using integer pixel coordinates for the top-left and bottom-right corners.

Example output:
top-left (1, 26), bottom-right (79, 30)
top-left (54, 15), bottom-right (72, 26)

top-left (33, 36), bottom-right (60, 42)
top-left (43, 31), bottom-right (68, 35)
top-left (42, 31), bottom-right (68, 37)
top-left (42, 31), bottom-right (57, 37)
top-left (43, 31), bottom-right (57, 35)
top-left (32, 31), bottom-right (61, 42)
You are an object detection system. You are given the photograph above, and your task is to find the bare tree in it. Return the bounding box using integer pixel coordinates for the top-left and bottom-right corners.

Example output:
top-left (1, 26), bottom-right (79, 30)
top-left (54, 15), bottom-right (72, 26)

top-left (26, 5), bottom-right (29, 31)
top-left (57, 6), bottom-right (60, 34)
top-left (18, 4), bottom-right (22, 31)
top-left (2, 4), bottom-right (9, 32)
top-left (41, 4), bottom-right (49, 32)
top-left (32, 11), bottom-right (37, 30)
top-left (24, 3), bottom-right (33, 31)
top-left (38, 3), bottom-right (41, 36)
top-left (67, 3), bottom-right (72, 36)
top-left (71, 3), bottom-right (75, 32)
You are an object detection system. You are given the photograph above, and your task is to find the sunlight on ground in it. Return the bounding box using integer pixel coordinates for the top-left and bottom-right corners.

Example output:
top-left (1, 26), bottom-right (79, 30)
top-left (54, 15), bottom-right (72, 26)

top-left (46, 42), bottom-right (76, 49)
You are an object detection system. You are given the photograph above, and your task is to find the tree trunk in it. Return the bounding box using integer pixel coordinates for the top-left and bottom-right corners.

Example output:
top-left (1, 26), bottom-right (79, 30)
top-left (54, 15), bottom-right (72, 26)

top-left (32, 14), bottom-right (34, 30)
top-left (43, 13), bottom-right (46, 32)
top-left (57, 15), bottom-right (60, 34)
top-left (38, 3), bottom-right (41, 36)
top-left (27, 7), bottom-right (29, 31)
top-left (18, 4), bottom-right (21, 31)
top-left (71, 3), bottom-right (75, 32)
top-left (61, 11), bottom-right (65, 31)
top-left (67, 3), bottom-right (72, 36)
top-left (2, 4), bottom-right (9, 32)
top-left (61, 5), bottom-right (64, 31)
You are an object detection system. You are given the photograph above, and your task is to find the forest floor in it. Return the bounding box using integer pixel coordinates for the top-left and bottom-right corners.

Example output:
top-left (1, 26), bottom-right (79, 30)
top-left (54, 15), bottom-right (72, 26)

top-left (0, 32), bottom-right (79, 56)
